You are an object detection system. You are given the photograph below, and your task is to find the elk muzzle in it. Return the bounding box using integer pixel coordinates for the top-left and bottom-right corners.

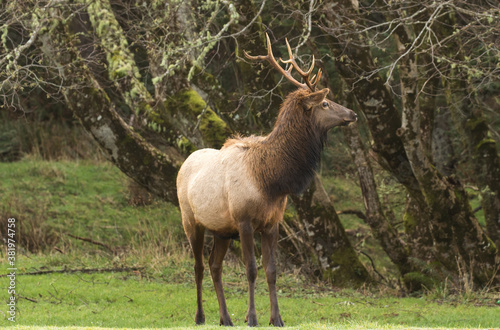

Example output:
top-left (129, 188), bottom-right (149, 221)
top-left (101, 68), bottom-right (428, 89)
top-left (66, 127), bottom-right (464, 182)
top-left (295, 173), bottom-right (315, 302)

top-left (342, 109), bottom-right (358, 126)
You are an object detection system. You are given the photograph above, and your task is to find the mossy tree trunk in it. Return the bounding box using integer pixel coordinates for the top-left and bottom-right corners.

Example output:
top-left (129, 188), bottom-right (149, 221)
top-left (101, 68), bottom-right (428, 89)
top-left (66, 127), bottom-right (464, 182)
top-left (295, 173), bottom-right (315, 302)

top-left (320, 1), bottom-right (435, 271)
top-left (435, 11), bottom-right (500, 250)
top-left (315, 42), bottom-right (414, 280)
top-left (315, 46), bottom-right (413, 283)
top-left (431, 105), bottom-right (457, 176)
top-left (84, 0), bottom-right (154, 116)
top-left (458, 103), bottom-right (500, 249)
top-left (394, 9), bottom-right (498, 285)
top-left (343, 124), bottom-right (413, 277)
top-left (291, 175), bottom-right (372, 287)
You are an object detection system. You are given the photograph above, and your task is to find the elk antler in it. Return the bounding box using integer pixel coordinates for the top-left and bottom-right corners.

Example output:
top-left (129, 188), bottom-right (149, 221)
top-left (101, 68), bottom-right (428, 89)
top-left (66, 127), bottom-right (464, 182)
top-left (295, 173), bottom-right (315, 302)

top-left (243, 33), bottom-right (322, 91)
top-left (281, 38), bottom-right (322, 92)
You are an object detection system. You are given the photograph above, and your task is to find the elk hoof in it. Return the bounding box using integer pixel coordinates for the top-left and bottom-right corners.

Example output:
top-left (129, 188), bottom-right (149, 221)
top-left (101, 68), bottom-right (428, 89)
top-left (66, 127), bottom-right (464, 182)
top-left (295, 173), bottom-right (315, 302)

top-left (246, 312), bottom-right (258, 327)
top-left (195, 311), bottom-right (205, 325)
top-left (220, 316), bottom-right (234, 326)
top-left (270, 315), bottom-right (284, 327)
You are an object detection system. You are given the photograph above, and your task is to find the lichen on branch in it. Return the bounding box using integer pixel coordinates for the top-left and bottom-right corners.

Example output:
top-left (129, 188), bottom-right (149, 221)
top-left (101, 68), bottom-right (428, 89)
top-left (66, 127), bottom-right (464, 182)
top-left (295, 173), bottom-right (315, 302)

top-left (85, 0), bottom-right (153, 115)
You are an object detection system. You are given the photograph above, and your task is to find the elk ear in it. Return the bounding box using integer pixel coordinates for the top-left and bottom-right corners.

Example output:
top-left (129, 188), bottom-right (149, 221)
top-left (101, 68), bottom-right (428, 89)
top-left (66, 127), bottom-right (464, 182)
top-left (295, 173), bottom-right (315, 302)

top-left (302, 88), bottom-right (330, 110)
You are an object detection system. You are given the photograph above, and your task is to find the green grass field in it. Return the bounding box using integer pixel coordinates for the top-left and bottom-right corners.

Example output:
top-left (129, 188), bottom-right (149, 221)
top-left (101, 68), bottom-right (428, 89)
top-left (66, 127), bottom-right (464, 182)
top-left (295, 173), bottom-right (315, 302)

top-left (2, 270), bottom-right (499, 329)
top-left (1, 159), bottom-right (499, 329)
top-left (3, 264), bottom-right (499, 329)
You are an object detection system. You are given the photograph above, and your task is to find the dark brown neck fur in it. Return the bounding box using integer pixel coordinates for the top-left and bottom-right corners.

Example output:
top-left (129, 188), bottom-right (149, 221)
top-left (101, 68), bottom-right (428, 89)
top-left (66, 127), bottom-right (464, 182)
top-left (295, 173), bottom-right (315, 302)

top-left (245, 89), bottom-right (327, 198)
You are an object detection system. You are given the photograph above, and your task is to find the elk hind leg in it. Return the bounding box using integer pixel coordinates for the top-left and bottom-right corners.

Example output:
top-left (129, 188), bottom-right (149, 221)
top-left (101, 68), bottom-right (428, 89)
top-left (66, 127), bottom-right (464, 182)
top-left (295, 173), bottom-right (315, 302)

top-left (185, 222), bottom-right (206, 325)
top-left (209, 236), bottom-right (233, 326)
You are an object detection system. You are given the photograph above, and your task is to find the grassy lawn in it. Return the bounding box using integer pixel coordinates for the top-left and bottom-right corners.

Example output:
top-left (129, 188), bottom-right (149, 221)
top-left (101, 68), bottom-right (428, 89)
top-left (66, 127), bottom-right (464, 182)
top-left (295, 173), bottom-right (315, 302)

top-left (2, 262), bottom-right (499, 329)
top-left (1, 159), bottom-right (499, 329)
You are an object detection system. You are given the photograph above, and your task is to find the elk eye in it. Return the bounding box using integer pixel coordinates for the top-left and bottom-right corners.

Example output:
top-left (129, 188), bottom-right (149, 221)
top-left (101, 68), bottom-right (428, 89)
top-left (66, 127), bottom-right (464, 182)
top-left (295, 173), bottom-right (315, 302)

top-left (322, 101), bottom-right (328, 108)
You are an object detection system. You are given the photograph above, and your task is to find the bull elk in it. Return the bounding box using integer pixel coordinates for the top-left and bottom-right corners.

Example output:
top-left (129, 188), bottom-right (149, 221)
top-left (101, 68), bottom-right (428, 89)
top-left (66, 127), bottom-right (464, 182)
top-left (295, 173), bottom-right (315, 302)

top-left (176, 34), bottom-right (357, 327)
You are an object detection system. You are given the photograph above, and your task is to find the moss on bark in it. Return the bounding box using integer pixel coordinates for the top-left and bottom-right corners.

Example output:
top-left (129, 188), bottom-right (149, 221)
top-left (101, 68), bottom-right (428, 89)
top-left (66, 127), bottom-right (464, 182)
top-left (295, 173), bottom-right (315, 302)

top-left (164, 89), bottom-right (232, 149)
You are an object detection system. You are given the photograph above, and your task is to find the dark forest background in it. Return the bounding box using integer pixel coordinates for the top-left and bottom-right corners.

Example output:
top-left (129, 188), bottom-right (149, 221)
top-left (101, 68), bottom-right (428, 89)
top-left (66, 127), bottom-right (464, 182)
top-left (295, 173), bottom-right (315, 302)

top-left (1, 0), bottom-right (499, 292)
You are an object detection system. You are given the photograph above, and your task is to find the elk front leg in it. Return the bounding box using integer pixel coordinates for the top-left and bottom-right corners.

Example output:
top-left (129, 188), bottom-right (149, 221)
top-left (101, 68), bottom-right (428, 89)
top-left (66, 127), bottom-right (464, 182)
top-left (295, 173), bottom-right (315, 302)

top-left (239, 222), bottom-right (258, 327)
top-left (209, 236), bottom-right (233, 326)
top-left (262, 224), bottom-right (284, 327)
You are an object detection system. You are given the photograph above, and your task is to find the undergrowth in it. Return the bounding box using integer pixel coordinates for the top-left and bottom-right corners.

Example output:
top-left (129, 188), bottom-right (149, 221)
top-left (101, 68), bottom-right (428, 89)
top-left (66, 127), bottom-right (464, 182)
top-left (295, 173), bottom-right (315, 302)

top-left (0, 110), bottom-right (106, 163)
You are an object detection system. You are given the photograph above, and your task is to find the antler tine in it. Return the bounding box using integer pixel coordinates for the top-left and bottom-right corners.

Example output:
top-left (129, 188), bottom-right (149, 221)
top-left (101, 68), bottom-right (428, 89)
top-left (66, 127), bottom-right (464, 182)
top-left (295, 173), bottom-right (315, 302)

top-left (244, 33), bottom-right (307, 90)
top-left (310, 68), bottom-right (323, 88)
top-left (281, 38), bottom-right (319, 91)
top-left (282, 38), bottom-right (315, 75)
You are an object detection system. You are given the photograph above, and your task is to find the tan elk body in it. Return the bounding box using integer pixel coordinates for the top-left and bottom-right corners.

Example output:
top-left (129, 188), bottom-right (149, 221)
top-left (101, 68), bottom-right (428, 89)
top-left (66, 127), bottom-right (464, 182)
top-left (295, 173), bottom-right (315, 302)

top-left (177, 34), bottom-right (357, 327)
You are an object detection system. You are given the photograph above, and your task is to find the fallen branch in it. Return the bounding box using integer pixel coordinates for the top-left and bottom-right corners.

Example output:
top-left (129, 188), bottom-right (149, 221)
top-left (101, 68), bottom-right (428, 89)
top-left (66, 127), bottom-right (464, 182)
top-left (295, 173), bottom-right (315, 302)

top-left (0, 266), bottom-right (144, 277)
top-left (67, 233), bottom-right (114, 252)
top-left (18, 295), bottom-right (38, 303)
top-left (359, 251), bottom-right (389, 285)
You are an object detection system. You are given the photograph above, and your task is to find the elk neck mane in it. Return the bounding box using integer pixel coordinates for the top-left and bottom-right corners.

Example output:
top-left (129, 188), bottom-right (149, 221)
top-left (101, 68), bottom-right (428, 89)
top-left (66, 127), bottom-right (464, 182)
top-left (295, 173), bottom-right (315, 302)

top-left (224, 89), bottom-right (327, 199)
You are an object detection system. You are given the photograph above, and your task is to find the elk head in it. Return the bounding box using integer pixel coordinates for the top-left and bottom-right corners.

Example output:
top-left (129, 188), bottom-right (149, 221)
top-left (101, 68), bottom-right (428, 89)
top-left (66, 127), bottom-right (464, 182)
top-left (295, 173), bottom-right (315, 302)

top-left (244, 33), bottom-right (357, 129)
top-left (301, 88), bottom-right (358, 129)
